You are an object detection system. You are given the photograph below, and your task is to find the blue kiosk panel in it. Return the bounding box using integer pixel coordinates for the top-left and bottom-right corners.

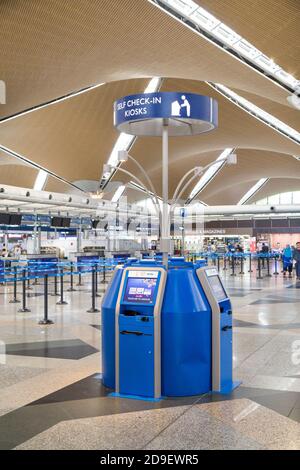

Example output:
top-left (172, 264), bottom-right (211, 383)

top-left (117, 269), bottom-right (162, 398)
top-left (197, 267), bottom-right (237, 394)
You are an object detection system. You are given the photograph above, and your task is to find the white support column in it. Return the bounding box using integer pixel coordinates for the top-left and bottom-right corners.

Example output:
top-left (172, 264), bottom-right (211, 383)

top-left (33, 222), bottom-right (38, 254)
top-left (162, 120), bottom-right (169, 267)
top-left (76, 226), bottom-right (82, 252)
top-left (37, 227), bottom-right (41, 254)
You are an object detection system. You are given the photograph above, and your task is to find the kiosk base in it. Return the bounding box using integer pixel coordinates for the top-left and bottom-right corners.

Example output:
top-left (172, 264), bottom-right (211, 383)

top-left (109, 392), bottom-right (162, 402)
top-left (215, 380), bottom-right (242, 395)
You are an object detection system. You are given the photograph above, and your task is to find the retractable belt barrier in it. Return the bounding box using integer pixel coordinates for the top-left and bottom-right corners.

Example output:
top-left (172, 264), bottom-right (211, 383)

top-left (0, 259), bottom-right (116, 325)
top-left (0, 253), bottom-right (289, 326)
top-left (184, 251), bottom-right (284, 280)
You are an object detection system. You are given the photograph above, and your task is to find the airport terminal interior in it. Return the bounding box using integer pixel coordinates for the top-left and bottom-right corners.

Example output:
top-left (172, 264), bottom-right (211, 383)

top-left (0, 0), bottom-right (300, 453)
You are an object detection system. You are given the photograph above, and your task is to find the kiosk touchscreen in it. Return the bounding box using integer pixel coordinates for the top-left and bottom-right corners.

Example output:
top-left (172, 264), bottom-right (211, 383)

top-left (123, 270), bottom-right (159, 305)
top-left (196, 267), bottom-right (237, 394)
top-left (206, 269), bottom-right (228, 302)
top-left (115, 267), bottom-right (166, 399)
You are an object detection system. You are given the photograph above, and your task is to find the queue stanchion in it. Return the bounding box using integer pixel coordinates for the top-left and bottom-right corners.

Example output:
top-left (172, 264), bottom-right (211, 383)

top-left (34, 264), bottom-right (41, 285)
top-left (95, 264), bottom-right (101, 298)
top-left (78, 272), bottom-right (82, 286)
top-left (18, 269), bottom-right (31, 313)
top-left (87, 266), bottom-right (99, 313)
top-left (67, 262), bottom-right (76, 292)
top-left (9, 266), bottom-right (20, 304)
top-left (273, 255), bottom-right (279, 275)
top-left (266, 255), bottom-right (272, 277)
top-left (257, 256), bottom-right (263, 279)
top-left (101, 262), bottom-right (106, 284)
top-left (53, 269), bottom-right (59, 296)
top-left (39, 274), bottom-right (54, 325)
top-left (76, 264), bottom-right (83, 286)
top-left (26, 269), bottom-right (33, 290)
top-left (248, 253), bottom-right (253, 273)
top-left (217, 255), bottom-right (220, 273)
top-left (230, 254), bottom-right (236, 276)
top-left (56, 267), bottom-right (68, 305)
top-left (239, 255), bottom-right (245, 275)
top-left (33, 266), bottom-right (39, 285)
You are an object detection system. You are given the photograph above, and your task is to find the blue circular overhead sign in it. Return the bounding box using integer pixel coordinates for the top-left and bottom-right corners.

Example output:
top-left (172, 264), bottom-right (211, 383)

top-left (114, 92), bottom-right (218, 136)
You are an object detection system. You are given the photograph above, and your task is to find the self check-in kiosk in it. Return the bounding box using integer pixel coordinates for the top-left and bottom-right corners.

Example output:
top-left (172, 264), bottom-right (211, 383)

top-left (196, 266), bottom-right (235, 393)
top-left (102, 259), bottom-right (239, 400)
top-left (115, 267), bottom-right (166, 399)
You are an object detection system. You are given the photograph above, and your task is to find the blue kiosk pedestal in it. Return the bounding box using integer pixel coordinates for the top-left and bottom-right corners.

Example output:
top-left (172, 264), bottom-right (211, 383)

top-left (102, 259), bottom-right (240, 400)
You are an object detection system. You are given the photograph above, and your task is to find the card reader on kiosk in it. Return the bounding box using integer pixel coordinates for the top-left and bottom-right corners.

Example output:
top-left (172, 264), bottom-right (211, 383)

top-left (196, 266), bottom-right (237, 394)
top-left (115, 267), bottom-right (166, 399)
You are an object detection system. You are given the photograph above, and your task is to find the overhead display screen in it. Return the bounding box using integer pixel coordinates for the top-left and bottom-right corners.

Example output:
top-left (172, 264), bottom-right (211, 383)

top-left (123, 270), bottom-right (159, 304)
top-left (206, 270), bottom-right (227, 302)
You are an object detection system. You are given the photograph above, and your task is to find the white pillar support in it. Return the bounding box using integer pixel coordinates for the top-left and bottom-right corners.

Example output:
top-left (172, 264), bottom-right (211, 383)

top-left (162, 120), bottom-right (169, 267)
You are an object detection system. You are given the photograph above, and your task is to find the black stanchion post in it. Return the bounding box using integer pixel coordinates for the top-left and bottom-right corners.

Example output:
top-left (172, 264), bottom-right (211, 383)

top-left (57, 267), bottom-right (68, 305)
top-left (266, 255), bottom-right (272, 277)
top-left (248, 254), bottom-right (253, 273)
top-left (239, 256), bottom-right (245, 275)
top-left (53, 271), bottom-right (59, 296)
top-left (95, 264), bottom-right (100, 298)
top-left (87, 266), bottom-right (99, 313)
top-left (76, 263), bottom-right (83, 286)
top-left (67, 262), bottom-right (76, 292)
top-left (10, 266), bottom-right (20, 304)
top-left (79, 272), bottom-right (82, 285)
top-left (26, 270), bottom-right (33, 290)
top-left (34, 266), bottom-right (39, 285)
top-left (273, 255), bottom-right (279, 275)
top-left (101, 262), bottom-right (106, 284)
top-left (257, 256), bottom-right (263, 279)
top-left (18, 269), bottom-right (31, 312)
top-left (230, 254), bottom-right (236, 276)
top-left (39, 274), bottom-right (54, 325)
top-left (217, 255), bottom-right (220, 273)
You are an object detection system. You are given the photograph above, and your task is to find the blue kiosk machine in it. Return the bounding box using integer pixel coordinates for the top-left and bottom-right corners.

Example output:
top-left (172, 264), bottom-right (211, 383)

top-left (101, 91), bottom-right (239, 399)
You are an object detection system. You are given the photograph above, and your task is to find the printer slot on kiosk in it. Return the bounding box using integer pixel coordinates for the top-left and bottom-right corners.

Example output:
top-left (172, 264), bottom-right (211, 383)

top-left (114, 267), bottom-right (166, 399)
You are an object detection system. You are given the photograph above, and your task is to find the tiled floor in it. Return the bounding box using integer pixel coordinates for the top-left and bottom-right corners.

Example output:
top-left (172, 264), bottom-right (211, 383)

top-left (0, 264), bottom-right (300, 450)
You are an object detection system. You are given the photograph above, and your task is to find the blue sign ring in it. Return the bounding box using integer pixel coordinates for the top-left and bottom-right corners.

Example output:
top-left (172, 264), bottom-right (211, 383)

top-left (114, 92), bottom-right (218, 136)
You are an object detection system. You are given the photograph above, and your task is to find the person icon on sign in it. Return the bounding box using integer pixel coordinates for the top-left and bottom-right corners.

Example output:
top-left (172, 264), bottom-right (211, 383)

top-left (180, 95), bottom-right (191, 117)
top-left (171, 95), bottom-right (191, 117)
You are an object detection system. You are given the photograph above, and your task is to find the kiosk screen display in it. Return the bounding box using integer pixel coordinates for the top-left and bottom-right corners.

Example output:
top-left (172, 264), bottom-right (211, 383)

top-left (206, 270), bottom-right (227, 301)
top-left (124, 270), bottom-right (159, 304)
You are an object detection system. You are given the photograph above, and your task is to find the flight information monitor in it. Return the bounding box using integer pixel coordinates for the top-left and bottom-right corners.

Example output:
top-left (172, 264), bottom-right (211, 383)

top-left (123, 270), bottom-right (159, 304)
top-left (205, 268), bottom-right (228, 302)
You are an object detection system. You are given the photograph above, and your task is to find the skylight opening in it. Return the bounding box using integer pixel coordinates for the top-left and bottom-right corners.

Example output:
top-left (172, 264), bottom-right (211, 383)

top-left (238, 178), bottom-right (268, 205)
top-left (111, 185), bottom-right (126, 203)
top-left (188, 148), bottom-right (233, 201)
top-left (209, 83), bottom-right (300, 144)
top-left (33, 170), bottom-right (48, 191)
top-left (149, 0), bottom-right (300, 91)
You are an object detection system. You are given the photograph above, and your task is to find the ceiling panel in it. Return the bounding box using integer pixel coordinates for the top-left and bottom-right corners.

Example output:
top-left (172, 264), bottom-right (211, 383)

top-left (0, 0), bottom-right (293, 121)
top-left (197, 0), bottom-right (300, 76)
